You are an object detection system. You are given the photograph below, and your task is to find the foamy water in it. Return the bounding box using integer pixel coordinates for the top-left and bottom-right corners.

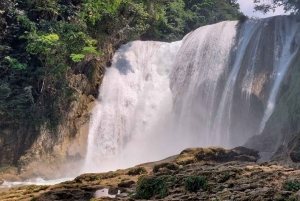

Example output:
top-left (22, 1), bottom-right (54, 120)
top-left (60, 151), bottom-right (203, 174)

top-left (0, 177), bottom-right (73, 189)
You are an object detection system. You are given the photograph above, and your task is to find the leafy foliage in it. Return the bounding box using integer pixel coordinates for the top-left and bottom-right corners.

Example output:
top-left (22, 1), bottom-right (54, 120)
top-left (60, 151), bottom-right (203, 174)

top-left (184, 175), bottom-right (208, 192)
top-left (253, 0), bottom-right (300, 14)
top-left (26, 33), bottom-right (60, 55)
top-left (285, 180), bottom-right (300, 191)
top-left (70, 54), bottom-right (85, 63)
top-left (289, 195), bottom-right (298, 201)
top-left (83, 0), bottom-right (244, 42)
top-left (0, 0), bottom-right (105, 128)
top-left (5, 56), bottom-right (27, 70)
top-left (80, 0), bottom-right (128, 25)
top-left (134, 176), bottom-right (169, 199)
top-left (142, 0), bottom-right (245, 41)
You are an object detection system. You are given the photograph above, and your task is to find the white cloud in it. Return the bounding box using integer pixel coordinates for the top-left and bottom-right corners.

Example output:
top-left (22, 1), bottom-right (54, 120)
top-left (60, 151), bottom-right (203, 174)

top-left (237, 0), bottom-right (288, 18)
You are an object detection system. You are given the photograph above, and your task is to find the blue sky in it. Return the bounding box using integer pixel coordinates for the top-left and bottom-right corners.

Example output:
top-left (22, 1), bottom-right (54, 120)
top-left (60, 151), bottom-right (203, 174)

top-left (237, 0), bottom-right (287, 18)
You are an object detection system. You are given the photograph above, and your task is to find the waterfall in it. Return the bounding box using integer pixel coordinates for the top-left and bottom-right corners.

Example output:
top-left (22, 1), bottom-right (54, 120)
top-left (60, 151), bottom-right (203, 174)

top-left (83, 41), bottom-right (181, 172)
top-left (84, 16), bottom-right (300, 172)
top-left (170, 21), bottom-right (239, 148)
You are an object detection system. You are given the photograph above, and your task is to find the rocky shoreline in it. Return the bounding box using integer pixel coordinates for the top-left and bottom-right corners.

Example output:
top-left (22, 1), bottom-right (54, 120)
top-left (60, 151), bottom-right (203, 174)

top-left (1, 146), bottom-right (300, 201)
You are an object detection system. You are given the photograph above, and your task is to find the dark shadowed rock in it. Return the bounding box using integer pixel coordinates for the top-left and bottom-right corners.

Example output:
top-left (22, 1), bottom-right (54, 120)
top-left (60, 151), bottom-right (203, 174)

top-left (270, 132), bottom-right (300, 164)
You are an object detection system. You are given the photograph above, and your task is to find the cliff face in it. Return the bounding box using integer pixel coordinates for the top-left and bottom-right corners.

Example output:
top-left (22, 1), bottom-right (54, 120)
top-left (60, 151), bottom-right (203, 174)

top-left (0, 122), bottom-right (34, 166)
top-left (0, 10), bottom-right (122, 178)
top-left (245, 53), bottom-right (300, 156)
top-left (15, 39), bottom-right (125, 179)
top-left (0, 0), bottom-right (145, 177)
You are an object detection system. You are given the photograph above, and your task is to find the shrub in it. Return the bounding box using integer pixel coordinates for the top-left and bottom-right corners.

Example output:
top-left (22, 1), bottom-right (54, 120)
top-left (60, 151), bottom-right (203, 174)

top-left (276, 195), bottom-right (285, 201)
top-left (217, 185), bottom-right (225, 192)
top-left (219, 172), bottom-right (230, 182)
top-left (134, 176), bottom-right (169, 199)
top-left (184, 175), bottom-right (207, 192)
top-left (74, 173), bottom-right (100, 183)
top-left (128, 167), bottom-right (147, 176)
top-left (289, 195), bottom-right (298, 201)
top-left (238, 14), bottom-right (248, 23)
top-left (153, 163), bottom-right (179, 173)
top-left (5, 56), bottom-right (27, 70)
top-left (285, 180), bottom-right (300, 191)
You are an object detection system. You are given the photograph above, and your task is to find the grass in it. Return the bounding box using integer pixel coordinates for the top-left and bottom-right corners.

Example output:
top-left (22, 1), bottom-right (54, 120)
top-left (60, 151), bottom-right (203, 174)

top-left (184, 175), bottom-right (208, 192)
top-left (127, 167), bottom-right (147, 176)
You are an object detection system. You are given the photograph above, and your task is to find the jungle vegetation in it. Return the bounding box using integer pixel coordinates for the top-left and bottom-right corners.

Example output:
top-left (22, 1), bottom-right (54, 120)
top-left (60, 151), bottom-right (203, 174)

top-left (254, 0), bottom-right (300, 14)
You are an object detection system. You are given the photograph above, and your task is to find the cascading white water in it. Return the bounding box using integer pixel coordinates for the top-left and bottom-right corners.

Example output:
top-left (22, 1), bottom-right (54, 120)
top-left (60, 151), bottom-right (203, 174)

top-left (171, 18), bottom-right (264, 148)
top-left (171, 16), bottom-right (300, 149)
top-left (83, 41), bottom-right (181, 172)
top-left (170, 21), bottom-right (239, 147)
top-left (211, 19), bottom-right (265, 146)
top-left (84, 16), bottom-right (300, 172)
top-left (0, 178), bottom-right (74, 189)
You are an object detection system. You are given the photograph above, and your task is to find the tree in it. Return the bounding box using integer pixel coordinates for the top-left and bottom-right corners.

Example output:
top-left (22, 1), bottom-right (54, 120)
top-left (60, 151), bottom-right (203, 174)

top-left (253, 0), bottom-right (300, 14)
top-left (80, 0), bottom-right (128, 25)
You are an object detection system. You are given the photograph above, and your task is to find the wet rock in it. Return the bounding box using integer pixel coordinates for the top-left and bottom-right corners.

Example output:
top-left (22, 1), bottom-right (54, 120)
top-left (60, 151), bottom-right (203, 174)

top-left (108, 186), bottom-right (118, 194)
top-left (179, 195), bottom-right (189, 199)
top-left (116, 193), bottom-right (129, 198)
top-left (1, 174), bottom-right (22, 182)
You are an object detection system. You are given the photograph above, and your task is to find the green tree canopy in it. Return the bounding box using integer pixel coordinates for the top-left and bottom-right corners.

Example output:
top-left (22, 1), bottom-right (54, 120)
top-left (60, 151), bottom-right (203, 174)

top-left (253, 0), bottom-right (300, 14)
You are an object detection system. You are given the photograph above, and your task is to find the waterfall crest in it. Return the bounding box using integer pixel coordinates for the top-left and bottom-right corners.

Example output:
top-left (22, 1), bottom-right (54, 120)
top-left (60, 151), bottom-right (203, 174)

top-left (84, 16), bottom-right (300, 172)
